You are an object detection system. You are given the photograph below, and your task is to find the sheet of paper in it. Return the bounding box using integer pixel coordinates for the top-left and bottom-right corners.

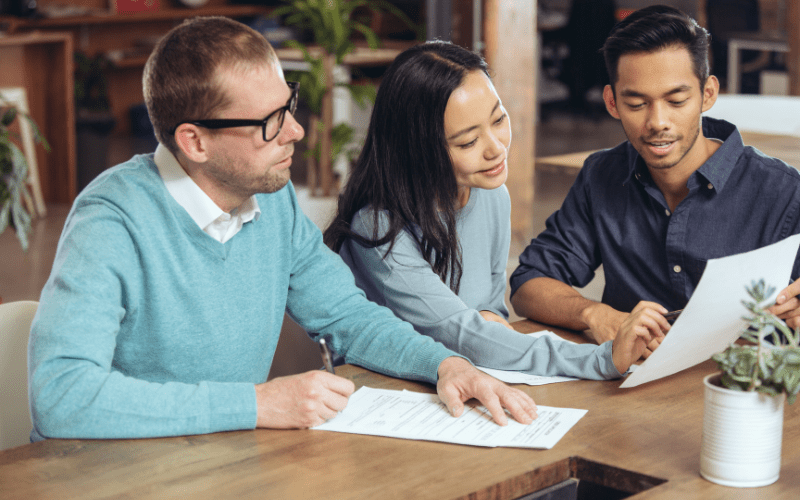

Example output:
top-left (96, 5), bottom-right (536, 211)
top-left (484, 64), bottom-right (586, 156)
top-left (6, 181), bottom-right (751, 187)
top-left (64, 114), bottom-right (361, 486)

top-left (313, 386), bottom-right (587, 449)
top-left (476, 366), bottom-right (579, 385)
top-left (476, 331), bottom-right (580, 385)
top-left (620, 234), bottom-right (800, 388)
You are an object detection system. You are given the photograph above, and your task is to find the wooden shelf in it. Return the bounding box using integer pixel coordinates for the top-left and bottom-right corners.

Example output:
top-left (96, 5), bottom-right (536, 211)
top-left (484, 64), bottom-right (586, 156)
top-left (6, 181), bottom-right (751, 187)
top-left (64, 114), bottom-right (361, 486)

top-left (0, 32), bottom-right (76, 204)
top-left (0, 5), bottom-right (272, 33)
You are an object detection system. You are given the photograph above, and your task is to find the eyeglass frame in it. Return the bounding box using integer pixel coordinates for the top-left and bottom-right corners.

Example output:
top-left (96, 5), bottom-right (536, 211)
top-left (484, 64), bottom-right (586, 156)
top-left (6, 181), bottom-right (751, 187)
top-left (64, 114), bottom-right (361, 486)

top-left (170, 81), bottom-right (300, 142)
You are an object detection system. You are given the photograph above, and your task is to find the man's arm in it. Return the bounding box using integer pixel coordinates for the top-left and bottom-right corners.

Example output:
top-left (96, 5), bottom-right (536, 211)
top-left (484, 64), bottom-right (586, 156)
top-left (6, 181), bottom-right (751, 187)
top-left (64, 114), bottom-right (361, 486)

top-left (255, 371), bottom-right (355, 428)
top-left (511, 277), bottom-right (626, 343)
top-left (29, 200), bottom-right (259, 440)
top-left (511, 277), bottom-right (669, 359)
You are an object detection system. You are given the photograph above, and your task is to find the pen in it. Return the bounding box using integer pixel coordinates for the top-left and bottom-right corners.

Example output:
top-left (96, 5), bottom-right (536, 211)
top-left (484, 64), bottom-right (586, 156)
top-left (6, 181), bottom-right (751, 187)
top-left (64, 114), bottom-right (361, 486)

top-left (319, 338), bottom-right (335, 375)
top-left (664, 309), bottom-right (683, 323)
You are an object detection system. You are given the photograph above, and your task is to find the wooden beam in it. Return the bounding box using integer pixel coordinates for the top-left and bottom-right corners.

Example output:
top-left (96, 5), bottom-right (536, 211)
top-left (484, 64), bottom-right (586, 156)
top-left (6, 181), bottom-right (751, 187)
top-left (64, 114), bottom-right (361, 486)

top-left (789, 0), bottom-right (800, 96)
top-left (483, 1), bottom-right (536, 248)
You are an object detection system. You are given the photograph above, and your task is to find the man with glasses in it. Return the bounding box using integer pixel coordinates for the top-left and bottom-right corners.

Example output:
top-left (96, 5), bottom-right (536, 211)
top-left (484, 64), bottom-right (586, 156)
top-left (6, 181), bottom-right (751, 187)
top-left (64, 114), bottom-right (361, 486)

top-left (28, 16), bottom-right (537, 441)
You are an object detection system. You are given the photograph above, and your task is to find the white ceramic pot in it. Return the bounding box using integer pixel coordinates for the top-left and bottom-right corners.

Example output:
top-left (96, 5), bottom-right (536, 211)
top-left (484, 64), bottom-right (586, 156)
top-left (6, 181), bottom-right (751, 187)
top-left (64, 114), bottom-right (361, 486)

top-left (700, 373), bottom-right (785, 487)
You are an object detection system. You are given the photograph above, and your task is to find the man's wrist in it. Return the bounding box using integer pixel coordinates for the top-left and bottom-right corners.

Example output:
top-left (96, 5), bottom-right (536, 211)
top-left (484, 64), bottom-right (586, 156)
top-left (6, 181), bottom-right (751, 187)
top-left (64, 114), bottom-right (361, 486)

top-left (578, 301), bottom-right (606, 331)
top-left (437, 356), bottom-right (472, 379)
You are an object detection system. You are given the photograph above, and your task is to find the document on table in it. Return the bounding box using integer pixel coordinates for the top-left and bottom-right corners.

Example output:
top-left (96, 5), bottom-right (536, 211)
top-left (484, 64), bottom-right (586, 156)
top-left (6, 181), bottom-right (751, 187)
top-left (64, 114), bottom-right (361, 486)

top-left (313, 387), bottom-right (587, 449)
top-left (476, 331), bottom-right (580, 385)
top-left (621, 234), bottom-right (800, 388)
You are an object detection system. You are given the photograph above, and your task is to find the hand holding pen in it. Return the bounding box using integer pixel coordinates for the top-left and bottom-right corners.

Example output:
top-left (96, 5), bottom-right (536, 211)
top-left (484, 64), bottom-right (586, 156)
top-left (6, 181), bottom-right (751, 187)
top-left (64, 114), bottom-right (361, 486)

top-left (664, 309), bottom-right (682, 324)
top-left (319, 338), bottom-right (336, 374)
top-left (251, 338), bottom-right (352, 429)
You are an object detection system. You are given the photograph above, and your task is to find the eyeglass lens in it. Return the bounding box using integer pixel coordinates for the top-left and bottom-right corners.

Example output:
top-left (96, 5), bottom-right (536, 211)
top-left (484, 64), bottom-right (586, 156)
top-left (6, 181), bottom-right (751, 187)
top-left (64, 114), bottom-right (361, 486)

top-left (263, 84), bottom-right (299, 142)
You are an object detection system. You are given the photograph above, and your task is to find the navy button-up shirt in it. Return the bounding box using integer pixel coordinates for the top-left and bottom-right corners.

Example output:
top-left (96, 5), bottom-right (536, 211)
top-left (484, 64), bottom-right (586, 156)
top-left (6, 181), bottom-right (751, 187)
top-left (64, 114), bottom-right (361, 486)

top-left (511, 117), bottom-right (800, 313)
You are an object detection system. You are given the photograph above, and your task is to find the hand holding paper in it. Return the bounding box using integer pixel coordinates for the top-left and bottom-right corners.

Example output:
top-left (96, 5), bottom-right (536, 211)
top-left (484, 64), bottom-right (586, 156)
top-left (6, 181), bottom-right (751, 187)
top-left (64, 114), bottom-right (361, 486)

top-left (621, 234), bottom-right (800, 388)
top-left (769, 279), bottom-right (800, 328)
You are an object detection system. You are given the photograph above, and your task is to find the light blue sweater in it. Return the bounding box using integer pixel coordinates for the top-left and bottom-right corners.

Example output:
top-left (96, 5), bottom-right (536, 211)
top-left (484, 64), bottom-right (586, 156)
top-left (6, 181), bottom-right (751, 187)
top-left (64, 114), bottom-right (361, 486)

top-left (339, 186), bottom-right (621, 379)
top-left (29, 154), bottom-right (456, 440)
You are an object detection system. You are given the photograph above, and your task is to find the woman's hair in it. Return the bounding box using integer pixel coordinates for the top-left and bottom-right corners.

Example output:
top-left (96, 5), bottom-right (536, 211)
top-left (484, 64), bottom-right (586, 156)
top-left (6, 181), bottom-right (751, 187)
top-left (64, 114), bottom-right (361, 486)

top-left (323, 41), bottom-right (489, 293)
top-left (143, 16), bottom-right (278, 156)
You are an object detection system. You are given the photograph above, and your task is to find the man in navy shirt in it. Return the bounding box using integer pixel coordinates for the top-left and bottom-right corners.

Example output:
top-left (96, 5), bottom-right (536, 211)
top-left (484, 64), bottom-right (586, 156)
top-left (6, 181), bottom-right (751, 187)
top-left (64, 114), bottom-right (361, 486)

top-left (510, 5), bottom-right (800, 351)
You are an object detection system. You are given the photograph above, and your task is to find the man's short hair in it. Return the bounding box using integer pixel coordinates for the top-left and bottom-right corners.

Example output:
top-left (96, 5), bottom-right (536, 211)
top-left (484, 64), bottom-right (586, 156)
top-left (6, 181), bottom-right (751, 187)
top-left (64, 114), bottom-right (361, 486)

top-left (143, 16), bottom-right (278, 155)
top-left (601, 5), bottom-right (711, 89)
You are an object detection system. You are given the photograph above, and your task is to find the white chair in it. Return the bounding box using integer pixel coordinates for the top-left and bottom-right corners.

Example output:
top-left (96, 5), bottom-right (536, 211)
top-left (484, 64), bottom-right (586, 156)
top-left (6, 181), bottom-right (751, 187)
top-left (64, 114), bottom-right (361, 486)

top-left (706, 94), bottom-right (800, 137)
top-left (0, 300), bottom-right (37, 450)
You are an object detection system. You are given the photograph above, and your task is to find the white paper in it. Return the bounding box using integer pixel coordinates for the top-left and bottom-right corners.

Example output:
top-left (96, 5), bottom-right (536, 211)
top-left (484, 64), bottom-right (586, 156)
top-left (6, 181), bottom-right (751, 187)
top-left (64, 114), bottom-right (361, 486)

top-left (620, 234), bottom-right (800, 388)
top-left (476, 366), bottom-right (579, 385)
top-left (313, 386), bottom-right (587, 449)
top-left (476, 331), bottom-right (580, 385)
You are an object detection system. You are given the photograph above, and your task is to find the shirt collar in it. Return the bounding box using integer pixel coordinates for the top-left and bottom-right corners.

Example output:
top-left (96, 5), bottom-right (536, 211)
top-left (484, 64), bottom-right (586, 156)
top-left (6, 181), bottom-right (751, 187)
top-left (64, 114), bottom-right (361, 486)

top-left (154, 144), bottom-right (261, 231)
top-left (624, 117), bottom-right (742, 193)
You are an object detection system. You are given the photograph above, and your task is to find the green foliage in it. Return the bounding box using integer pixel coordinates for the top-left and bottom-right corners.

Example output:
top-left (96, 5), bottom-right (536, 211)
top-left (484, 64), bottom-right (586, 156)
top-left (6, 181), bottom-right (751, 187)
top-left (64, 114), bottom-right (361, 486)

top-left (712, 279), bottom-right (800, 404)
top-left (74, 52), bottom-right (111, 112)
top-left (304, 122), bottom-right (359, 164)
top-left (274, 0), bottom-right (420, 62)
top-left (0, 93), bottom-right (50, 251)
top-left (275, 0), bottom-right (413, 165)
top-left (284, 42), bottom-right (328, 115)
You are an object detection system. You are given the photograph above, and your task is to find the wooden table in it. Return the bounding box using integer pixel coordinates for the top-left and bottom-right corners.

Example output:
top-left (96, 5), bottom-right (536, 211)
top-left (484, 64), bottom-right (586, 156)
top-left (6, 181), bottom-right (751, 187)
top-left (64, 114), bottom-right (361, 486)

top-left (1, 320), bottom-right (798, 499)
top-left (535, 131), bottom-right (800, 174)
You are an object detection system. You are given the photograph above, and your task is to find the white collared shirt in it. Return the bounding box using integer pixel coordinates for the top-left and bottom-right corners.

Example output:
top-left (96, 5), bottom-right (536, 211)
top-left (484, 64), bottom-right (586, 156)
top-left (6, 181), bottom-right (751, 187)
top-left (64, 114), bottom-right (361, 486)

top-left (154, 144), bottom-right (261, 244)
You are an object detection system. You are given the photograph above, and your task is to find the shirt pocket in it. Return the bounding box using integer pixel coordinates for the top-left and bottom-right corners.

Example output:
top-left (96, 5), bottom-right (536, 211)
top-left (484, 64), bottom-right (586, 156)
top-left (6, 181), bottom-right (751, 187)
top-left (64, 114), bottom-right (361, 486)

top-left (685, 256), bottom-right (708, 289)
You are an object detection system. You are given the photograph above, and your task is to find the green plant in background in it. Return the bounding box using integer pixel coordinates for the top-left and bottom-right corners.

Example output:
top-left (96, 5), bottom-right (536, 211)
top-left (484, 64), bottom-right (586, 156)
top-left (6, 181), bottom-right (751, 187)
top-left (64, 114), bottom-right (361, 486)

top-left (74, 52), bottom-right (111, 114)
top-left (274, 0), bottom-right (421, 63)
top-left (0, 94), bottom-right (50, 251)
top-left (713, 279), bottom-right (800, 404)
top-left (282, 44), bottom-right (376, 167)
top-left (274, 0), bottom-right (418, 193)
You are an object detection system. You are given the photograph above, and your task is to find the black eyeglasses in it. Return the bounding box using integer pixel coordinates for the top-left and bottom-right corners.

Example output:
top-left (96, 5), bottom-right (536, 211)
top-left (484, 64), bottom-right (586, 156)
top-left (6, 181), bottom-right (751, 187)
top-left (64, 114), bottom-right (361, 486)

top-left (172, 81), bottom-right (299, 142)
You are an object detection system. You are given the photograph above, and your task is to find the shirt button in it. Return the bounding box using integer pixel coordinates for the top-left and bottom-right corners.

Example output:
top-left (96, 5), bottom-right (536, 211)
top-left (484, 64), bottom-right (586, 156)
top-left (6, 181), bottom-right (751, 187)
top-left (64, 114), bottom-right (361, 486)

top-left (707, 183), bottom-right (714, 190)
top-left (665, 209), bottom-right (671, 216)
top-left (673, 265), bottom-right (682, 273)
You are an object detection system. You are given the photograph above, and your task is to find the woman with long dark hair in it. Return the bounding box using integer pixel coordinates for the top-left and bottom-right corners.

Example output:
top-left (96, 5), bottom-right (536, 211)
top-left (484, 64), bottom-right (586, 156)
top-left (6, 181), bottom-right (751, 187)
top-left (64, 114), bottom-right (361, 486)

top-left (324, 41), bottom-right (653, 378)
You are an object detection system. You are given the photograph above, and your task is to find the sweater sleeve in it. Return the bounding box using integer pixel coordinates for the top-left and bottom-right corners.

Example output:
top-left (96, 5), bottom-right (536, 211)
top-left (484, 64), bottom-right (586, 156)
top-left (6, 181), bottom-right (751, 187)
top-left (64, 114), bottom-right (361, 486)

top-left (29, 200), bottom-right (257, 441)
top-left (483, 190), bottom-right (511, 319)
top-left (343, 211), bottom-right (621, 380)
top-left (283, 191), bottom-right (458, 385)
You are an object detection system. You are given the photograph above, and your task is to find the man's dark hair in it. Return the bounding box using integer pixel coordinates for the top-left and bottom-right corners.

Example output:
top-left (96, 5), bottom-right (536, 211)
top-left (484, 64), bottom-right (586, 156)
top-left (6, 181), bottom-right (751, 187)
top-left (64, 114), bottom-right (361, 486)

top-left (601, 5), bottom-right (711, 88)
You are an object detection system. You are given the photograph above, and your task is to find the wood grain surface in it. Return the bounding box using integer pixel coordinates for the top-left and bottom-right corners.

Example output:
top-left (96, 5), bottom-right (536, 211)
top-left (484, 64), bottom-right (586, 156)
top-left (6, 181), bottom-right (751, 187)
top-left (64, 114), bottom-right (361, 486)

top-left (1, 320), bottom-right (798, 499)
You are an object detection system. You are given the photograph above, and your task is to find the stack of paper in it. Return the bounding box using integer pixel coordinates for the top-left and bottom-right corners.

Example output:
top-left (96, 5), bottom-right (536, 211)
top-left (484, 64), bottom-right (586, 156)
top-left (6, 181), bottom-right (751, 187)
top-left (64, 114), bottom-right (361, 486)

top-left (313, 386), bottom-right (587, 449)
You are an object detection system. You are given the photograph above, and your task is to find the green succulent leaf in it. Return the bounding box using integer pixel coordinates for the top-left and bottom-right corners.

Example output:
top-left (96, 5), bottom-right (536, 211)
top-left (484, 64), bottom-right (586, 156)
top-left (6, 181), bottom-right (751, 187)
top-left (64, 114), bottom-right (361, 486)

top-left (713, 279), bottom-right (800, 403)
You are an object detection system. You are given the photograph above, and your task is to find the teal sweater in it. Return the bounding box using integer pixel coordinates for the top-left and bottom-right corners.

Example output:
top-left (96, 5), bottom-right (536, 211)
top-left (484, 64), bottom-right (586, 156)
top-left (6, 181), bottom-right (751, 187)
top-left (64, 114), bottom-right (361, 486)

top-left (29, 154), bottom-right (456, 440)
top-left (340, 186), bottom-right (620, 379)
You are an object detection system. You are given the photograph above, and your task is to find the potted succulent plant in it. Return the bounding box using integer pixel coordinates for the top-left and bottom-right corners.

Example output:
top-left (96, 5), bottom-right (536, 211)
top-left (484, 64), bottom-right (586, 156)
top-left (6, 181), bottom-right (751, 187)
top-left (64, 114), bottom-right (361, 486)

top-left (0, 92), bottom-right (49, 252)
top-left (701, 279), bottom-right (800, 487)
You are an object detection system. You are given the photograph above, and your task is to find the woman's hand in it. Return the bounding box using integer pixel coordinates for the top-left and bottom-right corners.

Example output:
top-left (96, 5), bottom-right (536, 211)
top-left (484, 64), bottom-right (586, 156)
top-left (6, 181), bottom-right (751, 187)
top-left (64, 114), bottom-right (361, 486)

top-left (480, 310), bottom-right (514, 329)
